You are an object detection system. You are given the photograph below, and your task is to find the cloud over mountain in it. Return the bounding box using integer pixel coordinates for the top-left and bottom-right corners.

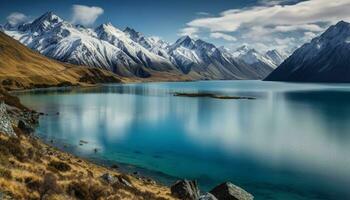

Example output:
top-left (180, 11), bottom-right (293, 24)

top-left (6, 12), bottom-right (30, 26)
top-left (71, 4), bottom-right (104, 26)
top-left (181, 0), bottom-right (350, 54)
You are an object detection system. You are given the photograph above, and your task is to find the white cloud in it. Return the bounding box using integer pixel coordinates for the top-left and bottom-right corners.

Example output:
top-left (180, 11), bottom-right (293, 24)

top-left (6, 12), bottom-right (29, 26)
top-left (181, 0), bottom-right (350, 54)
top-left (71, 5), bottom-right (104, 26)
top-left (303, 31), bottom-right (318, 42)
top-left (210, 32), bottom-right (237, 41)
top-left (259, 0), bottom-right (302, 6)
top-left (178, 27), bottom-right (199, 38)
top-left (274, 24), bottom-right (324, 32)
top-left (187, 0), bottom-right (350, 32)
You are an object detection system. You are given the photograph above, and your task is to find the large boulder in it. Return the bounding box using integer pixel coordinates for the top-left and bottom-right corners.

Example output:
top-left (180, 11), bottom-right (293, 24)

top-left (210, 182), bottom-right (253, 200)
top-left (0, 102), bottom-right (16, 137)
top-left (171, 179), bottom-right (200, 200)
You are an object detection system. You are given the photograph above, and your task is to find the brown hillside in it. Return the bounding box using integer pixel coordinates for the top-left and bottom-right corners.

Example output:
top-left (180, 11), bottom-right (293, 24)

top-left (0, 32), bottom-right (122, 90)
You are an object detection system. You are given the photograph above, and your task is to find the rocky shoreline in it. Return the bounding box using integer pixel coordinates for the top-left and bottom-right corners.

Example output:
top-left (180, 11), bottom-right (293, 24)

top-left (0, 86), bottom-right (254, 200)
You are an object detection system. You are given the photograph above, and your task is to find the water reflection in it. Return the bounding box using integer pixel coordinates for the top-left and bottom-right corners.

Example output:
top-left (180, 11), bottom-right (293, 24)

top-left (17, 81), bottom-right (350, 200)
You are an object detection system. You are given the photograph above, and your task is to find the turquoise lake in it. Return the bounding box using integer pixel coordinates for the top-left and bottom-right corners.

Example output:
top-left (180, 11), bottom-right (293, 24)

top-left (17, 80), bottom-right (350, 200)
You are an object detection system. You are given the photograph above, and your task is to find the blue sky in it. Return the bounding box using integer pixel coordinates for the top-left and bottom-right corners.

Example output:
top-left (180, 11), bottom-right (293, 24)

top-left (1, 0), bottom-right (350, 54)
top-left (0, 0), bottom-right (258, 41)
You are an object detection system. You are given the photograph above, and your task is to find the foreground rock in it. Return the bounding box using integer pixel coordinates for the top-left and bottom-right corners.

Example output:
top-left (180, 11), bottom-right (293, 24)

top-left (100, 173), bottom-right (118, 184)
top-left (18, 120), bottom-right (35, 134)
top-left (171, 180), bottom-right (200, 200)
top-left (0, 102), bottom-right (15, 136)
top-left (100, 173), bottom-right (133, 188)
top-left (210, 182), bottom-right (253, 200)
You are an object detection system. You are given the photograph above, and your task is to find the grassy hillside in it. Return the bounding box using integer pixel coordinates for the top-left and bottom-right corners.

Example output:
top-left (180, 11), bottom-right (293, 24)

top-left (0, 32), bottom-right (123, 90)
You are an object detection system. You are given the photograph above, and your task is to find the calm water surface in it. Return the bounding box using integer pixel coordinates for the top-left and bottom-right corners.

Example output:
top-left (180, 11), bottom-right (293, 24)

top-left (17, 81), bottom-right (350, 200)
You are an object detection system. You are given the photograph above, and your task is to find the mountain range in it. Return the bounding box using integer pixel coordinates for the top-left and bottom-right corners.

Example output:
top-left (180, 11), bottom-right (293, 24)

top-left (265, 20), bottom-right (350, 82)
top-left (0, 31), bottom-right (123, 90)
top-left (1, 12), bottom-right (284, 80)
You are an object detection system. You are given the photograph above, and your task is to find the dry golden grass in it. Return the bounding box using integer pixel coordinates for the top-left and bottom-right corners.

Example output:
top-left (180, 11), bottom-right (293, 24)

top-left (0, 32), bottom-right (124, 90)
top-left (0, 132), bottom-right (176, 200)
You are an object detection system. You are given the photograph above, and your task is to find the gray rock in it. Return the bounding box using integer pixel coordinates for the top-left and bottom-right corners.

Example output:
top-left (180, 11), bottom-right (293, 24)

top-left (100, 173), bottom-right (118, 184)
top-left (0, 102), bottom-right (16, 137)
top-left (117, 176), bottom-right (133, 188)
top-left (210, 182), bottom-right (253, 200)
top-left (100, 173), bottom-right (133, 188)
top-left (199, 193), bottom-right (218, 200)
top-left (18, 120), bottom-right (34, 134)
top-left (171, 179), bottom-right (200, 200)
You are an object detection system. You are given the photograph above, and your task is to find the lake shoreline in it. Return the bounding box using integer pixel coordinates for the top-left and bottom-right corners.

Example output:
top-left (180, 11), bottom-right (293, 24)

top-left (0, 85), bottom-right (178, 199)
top-left (2, 80), bottom-right (257, 199)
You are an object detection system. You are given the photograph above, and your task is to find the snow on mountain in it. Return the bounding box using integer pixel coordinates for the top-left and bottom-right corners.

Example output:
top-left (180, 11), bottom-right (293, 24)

top-left (232, 45), bottom-right (277, 68)
top-left (2, 12), bottom-right (175, 77)
top-left (265, 49), bottom-right (286, 66)
top-left (123, 27), bottom-right (171, 60)
top-left (167, 36), bottom-right (274, 79)
top-left (265, 21), bottom-right (350, 82)
top-left (1, 11), bottom-right (275, 80)
top-left (95, 23), bottom-right (174, 73)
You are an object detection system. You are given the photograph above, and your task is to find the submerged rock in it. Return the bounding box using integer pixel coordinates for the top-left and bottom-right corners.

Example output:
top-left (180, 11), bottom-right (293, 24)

top-left (0, 102), bottom-right (16, 137)
top-left (210, 182), bottom-right (253, 200)
top-left (171, 179), bottom-right (200, 200)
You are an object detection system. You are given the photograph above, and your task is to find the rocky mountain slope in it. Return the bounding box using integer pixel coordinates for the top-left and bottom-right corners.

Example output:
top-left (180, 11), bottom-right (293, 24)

top-left (0, 31), bottom-right (121, 90)
top-left (265, 21), bottom-right (350, 82)
top-left (1, 12), bottom-right (279, 80)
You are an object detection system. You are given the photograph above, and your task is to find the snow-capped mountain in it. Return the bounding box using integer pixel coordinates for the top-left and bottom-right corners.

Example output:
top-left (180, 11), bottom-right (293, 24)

top-left (265, 21), bottom-right (350, 82)
top-left (232, 45), bottom-right (278, 67)
top-left (265, 49), bottom-right (286, 67)
top-left (1, 11), bottom-right (276, 80)
top-left (168, 36), bottom-right (274, 79)
top-left (123, 27), bottom-right (171, 60)
top-left (3, 12), bottom-right (176, 77)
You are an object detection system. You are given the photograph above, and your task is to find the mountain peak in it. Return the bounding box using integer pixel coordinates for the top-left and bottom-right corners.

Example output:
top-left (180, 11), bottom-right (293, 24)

top-left (36, 11), bottom-right (63, 24)
top-left (95, 22), bottom-right (119, 33)
top-left (174, 35), bottom-right (195, 48)
top-left (320, 20), bottom-right (350, 41)
top-left (124, 27), bottom-right (143, 39)
top-left (101, 22), bottom-right (114, 27)
top-left (195, 39), bottom-right (216, 52)
top-left (19, 11), bottom-right (63, 33)
top-left (335, 20), bottom-right (349, 27)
